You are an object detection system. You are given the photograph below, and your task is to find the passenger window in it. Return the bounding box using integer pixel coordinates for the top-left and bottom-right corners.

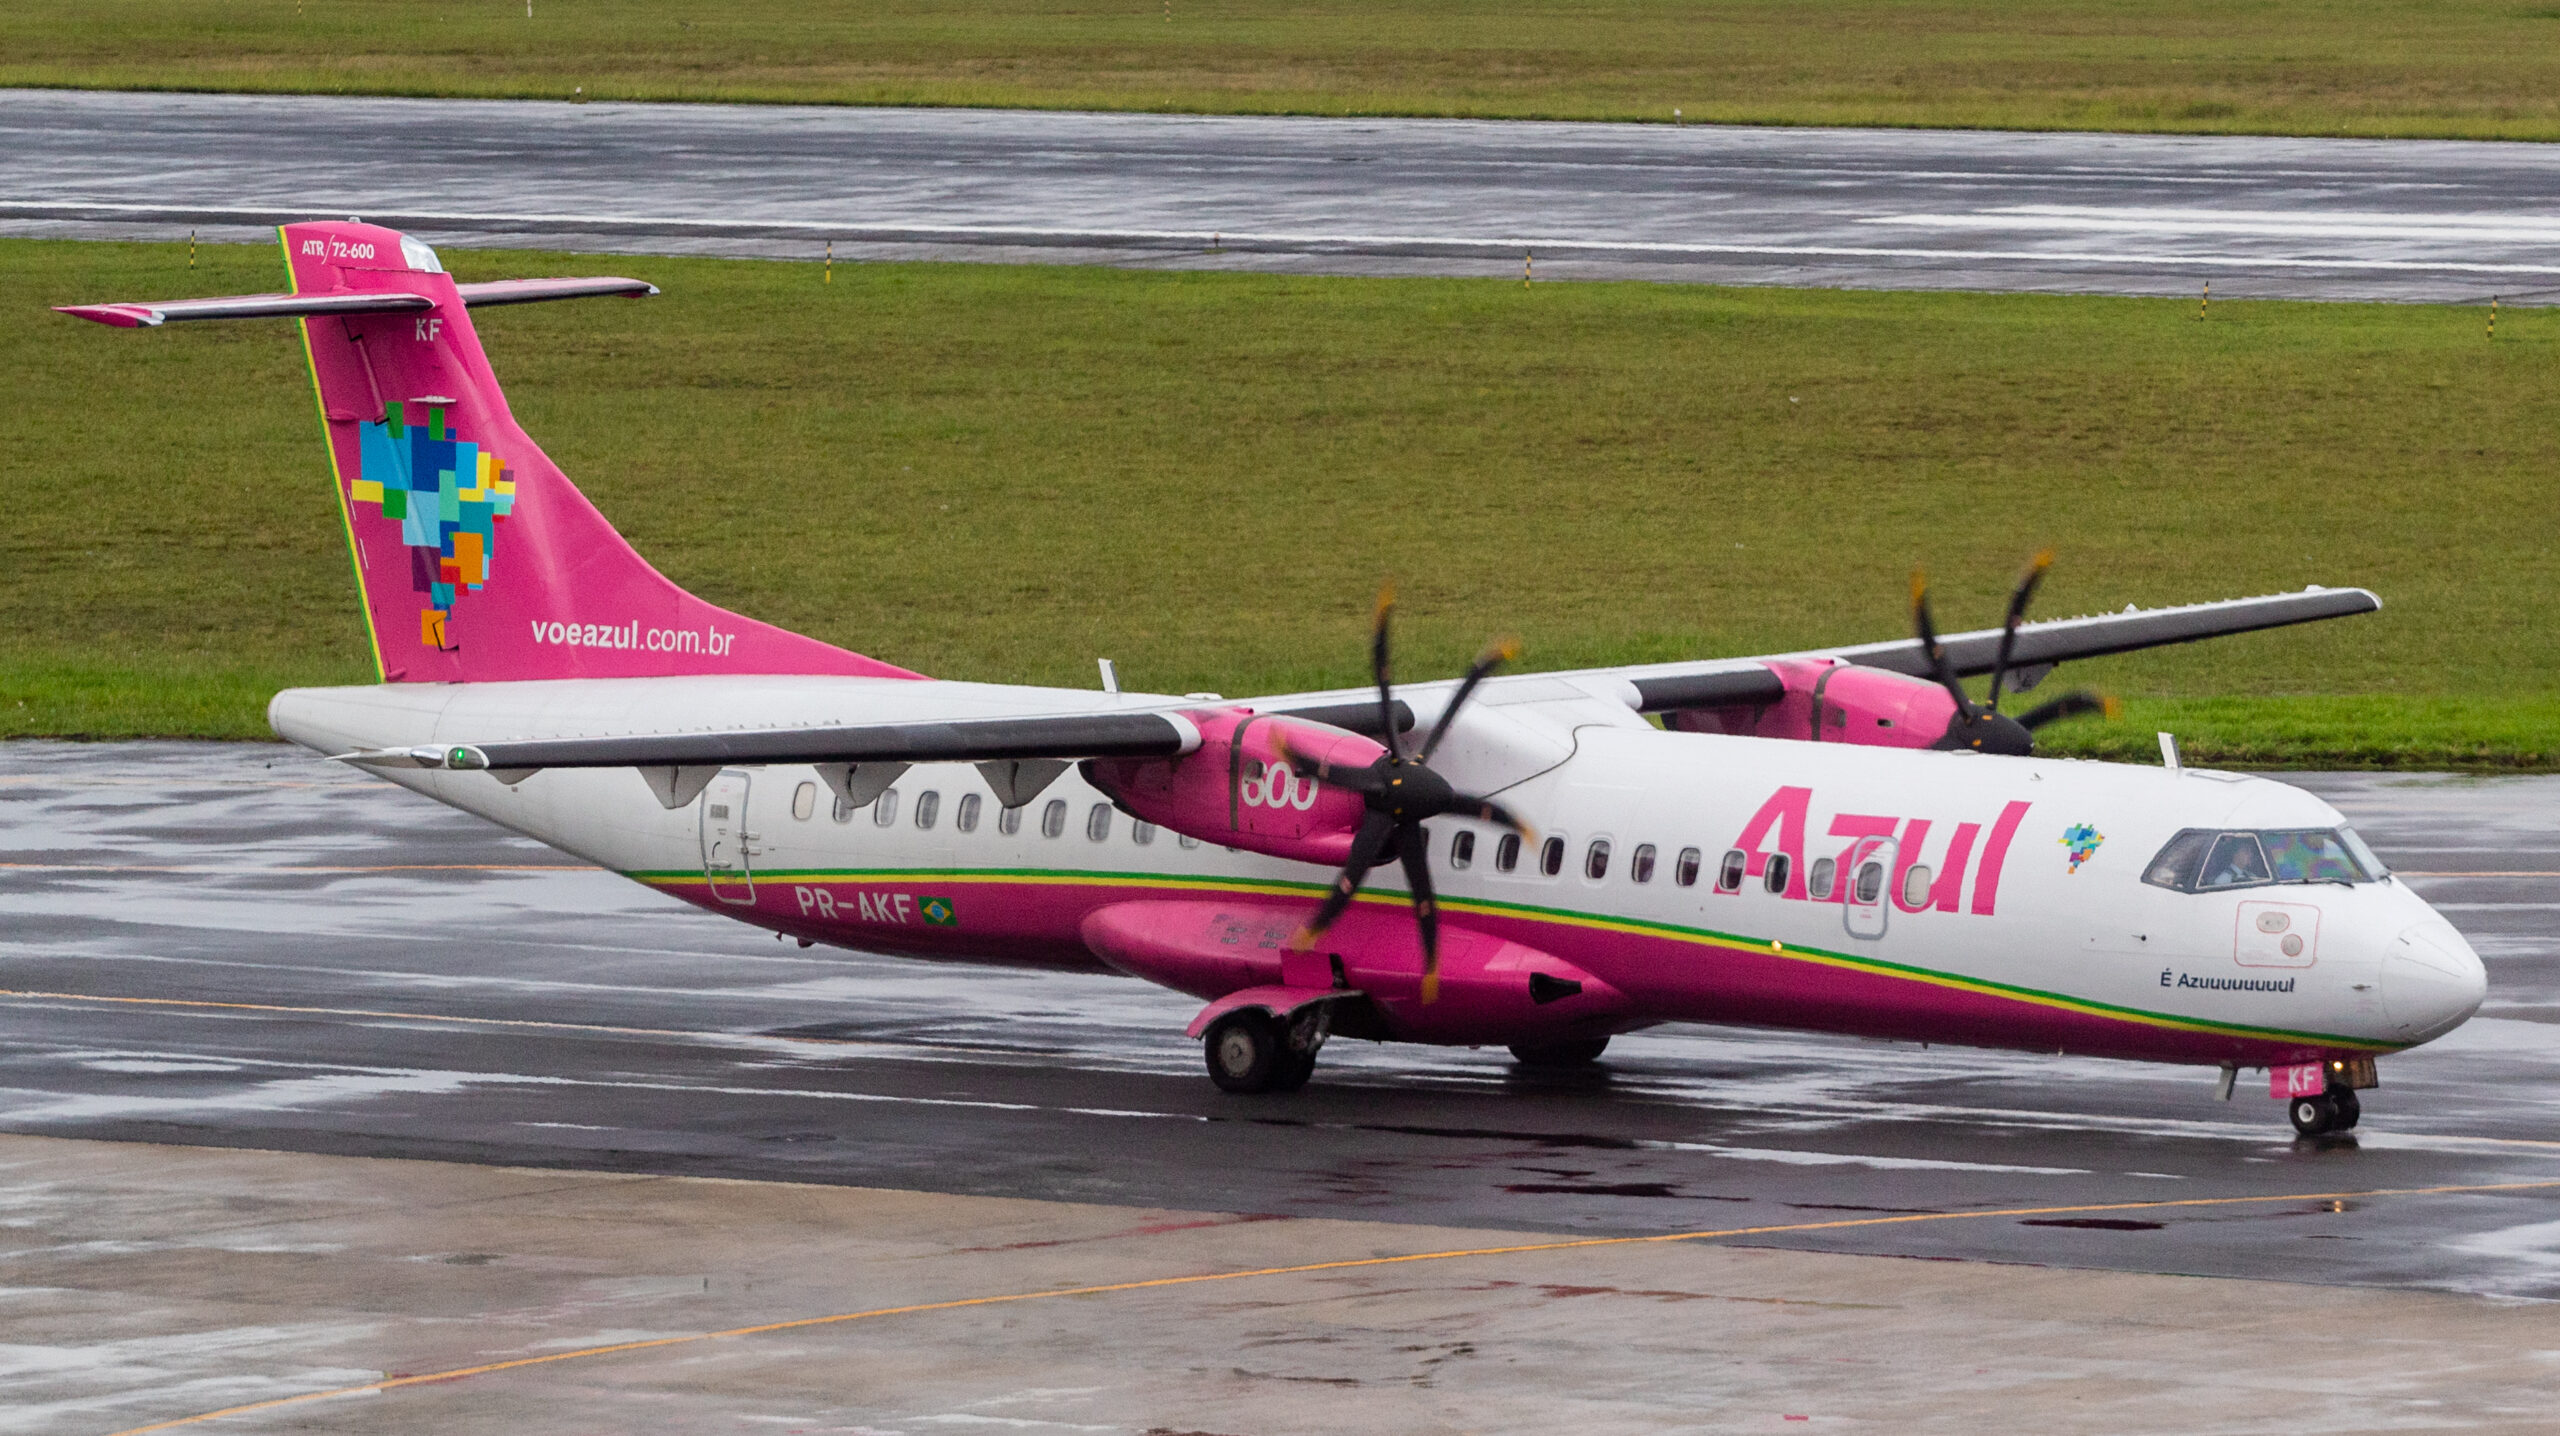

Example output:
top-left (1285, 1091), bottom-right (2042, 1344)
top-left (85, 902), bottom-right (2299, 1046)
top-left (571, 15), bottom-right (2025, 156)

top-left (998, 803), bottom-right (1024, 836)
top-left (1540, 836), bottom-right (1565, 877)
top-left (1041, 799), bottom-right (1068, 839)
top-left (1763, 853), bottom-right (1791, 894)
top-left (873, 788), bottom-right (900, 827)
top-left (1496, 832), bottom-right (1522, 872)
top-left (1809, 857), bottom-right (1836, 900)
top-left (1450, 831), bottom-right (1475, 870)
top-left (1853, 860), bottom-right (1886, 904)
top-left (1585, 839), bottom-right (1611, 880)
top-left (914, 791), bottom-right (940, 830)
top-left (1901, 863), bottom-right (1932, 908)
top-left (956, 793), bottom-right (982, 833)
top-left (2199, 832), bottom-right (2271, 889)
top-left (792, 781), bottom-right (817, 822)
top-left (1716, 849), bottom-right (1746, 893)
top-left (1132, 820), bottom-right (1156, 845)
top-left (1087, 803), bottom-right (1113, 841)
top-left (1675, 847), bottom-right (1701, 887)
top-left (1630, 843), bottom-right (1656, 884)
top-left (833, 793), bottom-right (856, 824)
top-left (1177, 832), bottom-right (1201, 849)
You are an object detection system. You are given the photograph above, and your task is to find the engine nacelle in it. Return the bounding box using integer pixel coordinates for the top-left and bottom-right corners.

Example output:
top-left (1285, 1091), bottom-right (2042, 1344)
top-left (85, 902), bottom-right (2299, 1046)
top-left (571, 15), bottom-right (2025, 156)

top-left (1086, 708), bottom-right (1383, 865)
top-left (1666, 657), bottom-right (1961, 749)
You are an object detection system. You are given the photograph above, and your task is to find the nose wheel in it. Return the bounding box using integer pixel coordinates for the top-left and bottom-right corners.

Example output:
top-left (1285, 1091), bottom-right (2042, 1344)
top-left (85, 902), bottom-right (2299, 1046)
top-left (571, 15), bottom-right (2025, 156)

top-left (2289, 1085), bottom-right (2363, 1136)
top-left (1204, 1008), bottom-right (1325, 1094)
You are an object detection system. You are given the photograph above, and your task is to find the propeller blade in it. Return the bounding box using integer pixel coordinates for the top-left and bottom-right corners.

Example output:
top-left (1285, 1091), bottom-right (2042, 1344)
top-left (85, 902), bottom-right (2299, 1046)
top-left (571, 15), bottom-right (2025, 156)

top-left (1269, 727), bottom-right (1388, 794)
top-left (1418, 636), bottom-right (1519, 763)
top-left (1397, 825), bottom-right (1442, 1003)
top-left (1370, 583), bottom-right (1405, 762)
top-left (1909, 570), bottom-right (1977, 718)
top-left (1986, 550), bottom-right (2054, 716)
top-left (2016, 690), bottom-right (2121, 731)
top-left (1291, 808), bottom-right (1398, 950)
top-left (1462, 795), bottom-right (1533, 837)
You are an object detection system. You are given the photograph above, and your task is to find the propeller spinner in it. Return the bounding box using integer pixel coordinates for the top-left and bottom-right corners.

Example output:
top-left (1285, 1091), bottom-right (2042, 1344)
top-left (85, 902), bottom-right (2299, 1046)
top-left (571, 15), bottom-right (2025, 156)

top-left (1275, 588), bottom-right (1529, 1004)
top-left (1913, 550), bottom-right (2120, 755)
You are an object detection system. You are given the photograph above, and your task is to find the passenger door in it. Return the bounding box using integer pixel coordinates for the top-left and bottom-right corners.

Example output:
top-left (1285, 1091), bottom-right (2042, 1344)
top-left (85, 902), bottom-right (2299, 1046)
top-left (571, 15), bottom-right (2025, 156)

top-left (1843, 835), bottom-right (1895, 940)
top-left (699, 769), bottom-right (757, 905)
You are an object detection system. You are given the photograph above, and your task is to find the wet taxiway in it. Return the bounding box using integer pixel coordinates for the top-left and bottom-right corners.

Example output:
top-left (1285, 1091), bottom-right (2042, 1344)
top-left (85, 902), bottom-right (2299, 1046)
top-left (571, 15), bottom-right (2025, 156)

top-left (2, 742), bottom-right (2556, 1297)
top-left (5, 89), bottom-right (2560, 302)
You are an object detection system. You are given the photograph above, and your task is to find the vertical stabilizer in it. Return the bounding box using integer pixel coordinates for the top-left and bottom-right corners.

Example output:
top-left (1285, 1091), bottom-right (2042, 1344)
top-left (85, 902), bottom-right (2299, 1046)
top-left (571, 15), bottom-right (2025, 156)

top-left (276, 221), bottom-right (918, 683)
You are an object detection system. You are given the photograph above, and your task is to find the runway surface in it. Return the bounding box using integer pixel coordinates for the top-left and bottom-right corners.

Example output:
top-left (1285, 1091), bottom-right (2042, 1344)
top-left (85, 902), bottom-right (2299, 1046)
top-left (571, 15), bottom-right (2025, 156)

top-left (6, 89), bottom-right (2560, 302)
top-left (3, 741), bottom-right (2557, 1299)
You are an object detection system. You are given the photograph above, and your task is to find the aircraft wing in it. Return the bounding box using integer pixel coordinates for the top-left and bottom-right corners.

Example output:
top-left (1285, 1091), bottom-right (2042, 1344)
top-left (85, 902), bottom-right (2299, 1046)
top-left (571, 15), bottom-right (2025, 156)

top-left (341, 585), bottom-right (2374, 788)
top-left (1605, 585), bottom-right (2380, 714)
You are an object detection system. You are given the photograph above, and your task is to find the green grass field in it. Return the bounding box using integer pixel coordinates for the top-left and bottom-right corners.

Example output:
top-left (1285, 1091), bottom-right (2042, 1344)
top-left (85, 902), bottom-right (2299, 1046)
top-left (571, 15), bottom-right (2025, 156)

top-left (8, 237), bottom-right (2555, 766)
top-left (14, 0), bottom-right (2560, 140)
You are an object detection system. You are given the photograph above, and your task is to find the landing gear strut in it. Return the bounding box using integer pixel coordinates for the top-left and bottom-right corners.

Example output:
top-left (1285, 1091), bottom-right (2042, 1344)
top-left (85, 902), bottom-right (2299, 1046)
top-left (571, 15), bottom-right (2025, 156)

top-left (1204, 1007), bottom-right (1327, 1094)
top-left (2289, 1084), bottom-right (2363, 1137)
top-left (1508, 1036), bottom-right (1610, 1068)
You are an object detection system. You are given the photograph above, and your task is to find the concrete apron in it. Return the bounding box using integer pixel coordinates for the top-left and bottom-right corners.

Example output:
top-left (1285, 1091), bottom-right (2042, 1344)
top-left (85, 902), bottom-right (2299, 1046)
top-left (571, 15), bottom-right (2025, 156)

top-left (7, 1134), bottom-right (2557, 1435)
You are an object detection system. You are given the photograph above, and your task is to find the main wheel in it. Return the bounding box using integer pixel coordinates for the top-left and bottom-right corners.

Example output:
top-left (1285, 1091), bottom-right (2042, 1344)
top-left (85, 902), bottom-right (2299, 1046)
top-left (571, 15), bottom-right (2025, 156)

top-left (2289, 1094), bottom-right (2340, 1136)
top-left (1205, 1010), bottom-right (1286, 1093)
top-left (1509, 1036), bottom-right (1611, 1068)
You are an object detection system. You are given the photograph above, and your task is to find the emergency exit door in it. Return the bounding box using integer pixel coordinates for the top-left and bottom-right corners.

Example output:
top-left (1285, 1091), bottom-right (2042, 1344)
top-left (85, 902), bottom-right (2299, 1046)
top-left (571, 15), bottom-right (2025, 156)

top-left (699, 769), bottom-right (757, 905)
top-left (1843, 835), bottom-right (1896, 940)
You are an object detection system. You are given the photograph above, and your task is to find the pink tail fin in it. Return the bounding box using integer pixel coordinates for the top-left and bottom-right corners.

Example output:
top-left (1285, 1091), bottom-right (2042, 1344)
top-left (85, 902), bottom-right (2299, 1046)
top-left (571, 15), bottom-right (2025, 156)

top-left (268, 221), bottom-right (918, 683)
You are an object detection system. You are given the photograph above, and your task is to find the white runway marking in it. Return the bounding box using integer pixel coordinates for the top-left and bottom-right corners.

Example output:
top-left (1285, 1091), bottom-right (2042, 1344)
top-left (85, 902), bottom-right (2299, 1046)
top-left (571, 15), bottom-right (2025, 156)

top-left (15, 200), bottom-right (2560, 277)
top-left (1871, 205), bottom-right (2560, 244)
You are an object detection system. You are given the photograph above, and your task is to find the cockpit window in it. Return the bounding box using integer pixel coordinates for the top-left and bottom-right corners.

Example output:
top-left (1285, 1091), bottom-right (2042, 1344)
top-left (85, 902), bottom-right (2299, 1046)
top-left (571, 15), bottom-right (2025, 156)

top-left (2144, 826), bottom-right (2384, 893)
top-left (2200, 833), bottom-right (2271, 889)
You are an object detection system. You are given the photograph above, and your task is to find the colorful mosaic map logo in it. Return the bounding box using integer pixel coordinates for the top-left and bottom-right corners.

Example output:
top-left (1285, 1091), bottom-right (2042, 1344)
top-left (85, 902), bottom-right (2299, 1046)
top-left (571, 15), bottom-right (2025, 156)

top-left (349, 400), bottom-right (515, 649)
top-left (2059, 822), bottom-right (2105, 874)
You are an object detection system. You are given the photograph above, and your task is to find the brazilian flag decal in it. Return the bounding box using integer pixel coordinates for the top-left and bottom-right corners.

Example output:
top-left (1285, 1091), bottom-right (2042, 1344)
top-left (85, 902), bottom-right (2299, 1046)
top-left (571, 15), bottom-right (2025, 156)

top-left (919, 896), bottom-right (959, 927)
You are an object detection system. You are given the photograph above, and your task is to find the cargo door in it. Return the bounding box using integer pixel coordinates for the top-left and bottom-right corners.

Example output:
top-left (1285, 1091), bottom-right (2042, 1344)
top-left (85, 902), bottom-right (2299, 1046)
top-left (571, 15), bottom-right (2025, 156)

top-left (699, 769), bottom-right (757, 905)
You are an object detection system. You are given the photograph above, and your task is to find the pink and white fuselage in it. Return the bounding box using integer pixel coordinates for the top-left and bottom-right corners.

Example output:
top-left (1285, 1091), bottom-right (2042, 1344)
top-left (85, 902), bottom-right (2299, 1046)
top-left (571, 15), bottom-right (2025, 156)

top-left (269, 668), bottom-right (2484, 1072)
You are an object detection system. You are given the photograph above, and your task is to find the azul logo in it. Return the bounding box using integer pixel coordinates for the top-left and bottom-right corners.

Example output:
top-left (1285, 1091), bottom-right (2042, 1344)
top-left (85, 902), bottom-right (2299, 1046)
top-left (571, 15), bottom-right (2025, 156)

top-left (349, 399), bottom-right (514, 650)
top-left (2060, 823), bottom-right (2104, 873)
top-left (1728, 787), bottom-right (2032, 916)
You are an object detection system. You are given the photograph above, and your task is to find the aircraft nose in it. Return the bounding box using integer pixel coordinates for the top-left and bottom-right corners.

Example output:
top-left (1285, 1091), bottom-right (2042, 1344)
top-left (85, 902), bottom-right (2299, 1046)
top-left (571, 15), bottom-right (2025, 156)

top-left (2385, 916), bottom-right (2487, 1045)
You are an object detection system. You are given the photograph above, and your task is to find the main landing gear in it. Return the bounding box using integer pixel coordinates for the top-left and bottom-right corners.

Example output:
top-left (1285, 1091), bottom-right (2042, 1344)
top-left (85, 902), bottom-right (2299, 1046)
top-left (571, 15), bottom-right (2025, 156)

top-left (1204, 1007), bottom-right (1328, 1094)
top-left (2289, 1084), bottom-right (2363, 1137)
top-left (1508, 1036), bottom-right (1610, 1068)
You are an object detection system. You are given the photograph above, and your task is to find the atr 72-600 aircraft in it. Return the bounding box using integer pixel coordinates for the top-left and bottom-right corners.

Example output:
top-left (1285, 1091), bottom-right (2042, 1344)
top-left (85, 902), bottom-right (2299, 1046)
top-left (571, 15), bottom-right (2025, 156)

top-left (62, 221), bottom-right (2485, 1136)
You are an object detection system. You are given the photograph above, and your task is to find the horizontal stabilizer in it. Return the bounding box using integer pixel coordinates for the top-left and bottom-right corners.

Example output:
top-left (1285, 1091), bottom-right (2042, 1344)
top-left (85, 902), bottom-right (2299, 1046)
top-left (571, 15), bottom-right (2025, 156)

top-left (55, 276), bottom-right (656, 328)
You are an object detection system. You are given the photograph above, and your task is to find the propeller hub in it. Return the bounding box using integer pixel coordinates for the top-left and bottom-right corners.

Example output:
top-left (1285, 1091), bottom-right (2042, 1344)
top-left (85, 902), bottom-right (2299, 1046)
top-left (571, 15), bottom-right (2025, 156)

top-left (1935, 709), bottom-right (2035, 757)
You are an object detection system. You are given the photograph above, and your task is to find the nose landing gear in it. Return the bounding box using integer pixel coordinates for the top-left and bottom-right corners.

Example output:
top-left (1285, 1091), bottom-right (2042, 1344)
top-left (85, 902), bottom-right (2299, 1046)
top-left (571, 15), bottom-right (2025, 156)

top-left (2289, 1084), bottom-right (2363, 1137)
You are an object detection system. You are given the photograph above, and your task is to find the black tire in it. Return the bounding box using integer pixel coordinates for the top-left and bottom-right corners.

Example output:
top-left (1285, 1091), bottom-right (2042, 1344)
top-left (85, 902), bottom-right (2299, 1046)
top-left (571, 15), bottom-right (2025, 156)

top-left (1509, 1036), bottom-right (1611, 1068)
top-left (1270, 1047), bottom-right (1318, 1093)
top-left (2329, 1087), bottom-right (2362, 1131)
top-left (1205, 1010), bottom-right (1286, 1094)
top-left (2289, 1094), bottom-right (2339, 1136)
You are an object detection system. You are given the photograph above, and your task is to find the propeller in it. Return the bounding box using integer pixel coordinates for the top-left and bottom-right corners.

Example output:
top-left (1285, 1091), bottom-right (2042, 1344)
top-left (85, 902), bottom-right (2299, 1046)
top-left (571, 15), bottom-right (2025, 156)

top-left (1275, 586), bottom-right (1530, 1004)
top-left (1912, 551), bottom-right (2120, 755)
